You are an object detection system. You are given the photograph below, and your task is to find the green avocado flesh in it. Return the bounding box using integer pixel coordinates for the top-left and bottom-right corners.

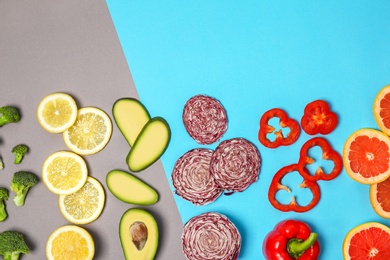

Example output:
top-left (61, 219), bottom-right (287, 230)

top-left (127, 117), bottom-right (171, 172)
top-left (120, 208), bottom-right (159, 260)
top-left (106, 170), bottom-right (159, 205)
top-left (113, 98), bottom-right (151, 147)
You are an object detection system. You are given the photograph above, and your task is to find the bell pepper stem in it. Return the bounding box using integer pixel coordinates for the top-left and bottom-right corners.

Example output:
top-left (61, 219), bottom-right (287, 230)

top-left (287, 232), bottom-right (318, 259)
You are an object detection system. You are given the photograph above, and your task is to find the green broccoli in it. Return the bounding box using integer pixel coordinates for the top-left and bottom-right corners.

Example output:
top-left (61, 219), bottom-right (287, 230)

top-left (0, 188), bottom-right (9, 222)
top-left (0, 231), bottom-right (30, 260)
top-left (11, 144), bottom-right (28, 164)
top-left (0, 106), bottom-right (21, 127)
top-left (10, 171), bottom-right (38, 206)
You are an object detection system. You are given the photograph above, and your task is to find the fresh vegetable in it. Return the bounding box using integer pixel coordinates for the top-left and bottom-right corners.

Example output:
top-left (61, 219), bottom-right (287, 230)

top-left (106, 169), bottom-right (158, 205)
top-left (258, 108), bottom-right (300, 148)
top-left (182, 94), bottom-right (228, 145)
top-left (112, 97), bottom-right (151, 147)
top-left (0, 187), bottom-right (9, 222)
top-left (120, 208), bottom-right (159, 260)
top-left (11, 144), bottom-right (28, 164)
top-left (10, 171), bottom-right (39, 206)
top-left (0, 230), bottom-right (30, 260)
top-left (171, 148), bottom-right (222, 205)
top-left (126, 117), bottom-right (171, 172)
top-left (0, 106), bottom-right (21, 127)
top-left (297, 137), bottom-right (343, 181)
top-left (268, 164), bottom-right (321, 212)
top-left (210, 138), bottom-right (261, 193)
top-left (343, 222), bottom-right (390, 259)
top-left (301, 100), bottom-right (338, 135)
top-left (182, 212), bottom-right (241, 260)
top-left (343, 128), bottom-right (390, 184)
top-left (263, 219), bottom-right (320, 260)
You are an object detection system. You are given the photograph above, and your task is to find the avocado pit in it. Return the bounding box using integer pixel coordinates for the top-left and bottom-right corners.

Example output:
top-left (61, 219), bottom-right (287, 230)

top-left (130, 221), bottom-right (148, 250)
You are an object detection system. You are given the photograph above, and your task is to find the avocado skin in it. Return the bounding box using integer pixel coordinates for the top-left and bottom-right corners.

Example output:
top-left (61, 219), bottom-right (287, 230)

top-left (119, 208), bottom-right (159, 260)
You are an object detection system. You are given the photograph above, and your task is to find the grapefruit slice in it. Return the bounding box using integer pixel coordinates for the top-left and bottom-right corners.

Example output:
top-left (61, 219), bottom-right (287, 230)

top-left (343, 128), bottom-right (390, 184)
top-left (343, 222), bottom-right (390, 259)
top-left (373, 85), bottom-right (390, 135)
top-left (370, 177), bottom-right (390, 218)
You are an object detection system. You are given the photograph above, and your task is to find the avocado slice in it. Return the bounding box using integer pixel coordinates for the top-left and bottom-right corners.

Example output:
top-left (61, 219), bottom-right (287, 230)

top-left (113, 98), bottom-right (151, 147)
top-left (126, 117), bottom-right (171, 172)
top-left (106, 169), bottom-right (158, 205)
top-left (119, 208), bottom-right (159, 260)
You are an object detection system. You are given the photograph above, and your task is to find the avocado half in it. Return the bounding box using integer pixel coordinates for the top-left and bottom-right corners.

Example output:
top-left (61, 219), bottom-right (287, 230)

top-left (119, 208), bottom-right (159, 260)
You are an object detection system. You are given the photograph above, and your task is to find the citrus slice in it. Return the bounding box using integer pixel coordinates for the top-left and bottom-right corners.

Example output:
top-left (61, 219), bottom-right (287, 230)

top-left (373, 85), bottom-right (390, 135)
top-left (343, 128), bottom-right (390, 184)
top-left (370, 176), bottom-right (390, 218)
top-left (63, 107), bottom-right (112, 155)
top-left (37, 92), bottom-right (78, 133)
top-left (59, 176), bottom-right (105, 224)
top-left (343, 222), bottom-right (390, 259)
top-left (42, 151), bottom-right (88, 195)
top-left (46, 225), bottom-right (95, 260)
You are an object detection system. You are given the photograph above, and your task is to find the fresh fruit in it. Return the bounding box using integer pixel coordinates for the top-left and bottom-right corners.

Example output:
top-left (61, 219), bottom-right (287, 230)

top-left (343, 128), bottom-right (390, 184)
top-left (106, 169), bottom-right (158, 205)
top-left (112, 98), bottom-right (151, 147)
top-left (119, 208), bottom-right (159, 260)
top-left (46, 225), bottom-right (95, 260)
top-left (37, 92), bottom-right (78, 133)
top-left (59, 176), bottom-right (105, 224)
top-left (42, 151), bottom-right (88, 195)
top-left (63, 107), bottom-right (112, 155)
top-left (373, 85), bottom-right (390, 135)
top-left (370, 176), bottom-right (390, 218)
top-left (126, 117), bottom-right (171, 172)
top-left (342, 222), bottom-right (390, 259)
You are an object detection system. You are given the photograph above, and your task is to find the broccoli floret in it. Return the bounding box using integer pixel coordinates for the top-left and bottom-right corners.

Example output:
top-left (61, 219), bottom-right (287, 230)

top-left (0, 188), bottom-right (9, 222)
top-left (0, 106), bottom-right (21, 127)
top-left (0, 231), bottom-right (30, 260)
top-left (11, 145), bottom-right (28, 165)
top-left (10, 171), bottom-right (38, 206)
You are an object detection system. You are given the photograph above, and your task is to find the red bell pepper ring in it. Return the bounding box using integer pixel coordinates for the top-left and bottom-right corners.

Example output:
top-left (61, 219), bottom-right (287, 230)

top-left (301, 100), bottom-right (338, 135)
top-left (298, 137), bottom-right (343, 181)
top-left (258, 108), bottom-right (300, 148)
top-left (263, 219), bottom-right (321, 260)
top-left (268, 164), bottom-right (321, 213)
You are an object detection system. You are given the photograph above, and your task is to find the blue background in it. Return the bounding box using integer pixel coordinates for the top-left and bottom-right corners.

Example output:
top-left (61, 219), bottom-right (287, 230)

top-left (106, 1), bottom-right (390, 259)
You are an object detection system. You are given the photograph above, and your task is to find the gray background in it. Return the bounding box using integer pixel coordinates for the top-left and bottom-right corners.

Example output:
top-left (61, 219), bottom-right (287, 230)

top-left (0, 1), bottom-right (184, 259)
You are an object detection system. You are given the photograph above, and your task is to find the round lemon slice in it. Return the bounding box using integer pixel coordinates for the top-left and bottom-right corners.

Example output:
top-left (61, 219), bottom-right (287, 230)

top-left (63, 107), bottom-right (112, 155)
top-left (59, 176), bottom-right (105, 224)
top-left (42, 151), bottom-right (88, 195)
top-left (37, 93), bottom-right (78, 133)
top-left (46, 225), bottom-right (95, 260)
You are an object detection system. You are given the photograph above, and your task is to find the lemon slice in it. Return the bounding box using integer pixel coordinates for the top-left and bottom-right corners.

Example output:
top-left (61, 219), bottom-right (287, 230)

top-left (63, 107), bottom-right (112, 155)
top-left (42, 151), bottom-right (88, 195)
top-left (59, 176), bottom-right (105, 224)
top-left (46, 225), bottom-right (95, 260)
top-left (37, 93), bottom-right (78, 133)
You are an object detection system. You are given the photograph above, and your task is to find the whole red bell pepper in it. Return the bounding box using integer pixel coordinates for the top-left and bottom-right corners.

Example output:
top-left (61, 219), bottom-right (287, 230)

top-left (301, 100), bottom-right (338, 135)
top-left (258, 108), bottom-right (300, 148)
top-left (298, 137), bottom-right (343, 181)
top-left (268, 164), bottom-right (321, 213)
top-left (263, 219), bottom-right (320, 260)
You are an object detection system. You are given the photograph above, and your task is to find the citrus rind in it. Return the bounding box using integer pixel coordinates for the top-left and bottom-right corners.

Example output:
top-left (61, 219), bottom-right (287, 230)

top-left (343, 128), bottom-right (390, 184)
top-left (46, 225), bottom-right (95, 260)
top-left (37, 92), bottom-right (78, 134)
top-left (42, 151), bottom-right (88, 195)
top-left (63, 107), bottom-right (112, 155)
top-left (373, 85), bottom-right (390, 136)
top-left (58, 176), bottom-right (105, 225)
